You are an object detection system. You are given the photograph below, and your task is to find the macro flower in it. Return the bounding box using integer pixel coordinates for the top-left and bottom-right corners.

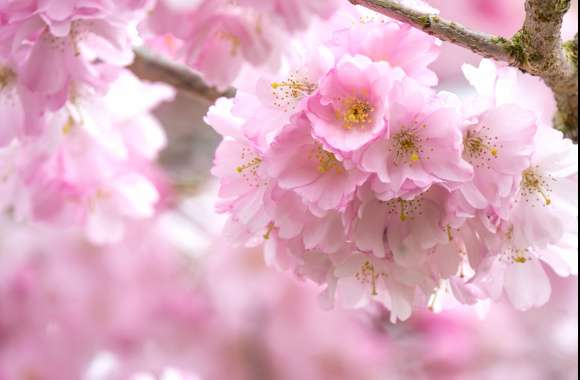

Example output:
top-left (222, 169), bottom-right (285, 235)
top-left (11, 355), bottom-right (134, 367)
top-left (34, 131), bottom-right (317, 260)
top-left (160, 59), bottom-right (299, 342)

top-left (509, 127), bottom-right (578, 250)
top-left (329, 15), bottom-right (441, 86)
top-left (235, 46), bottom-right (335, 147)
top-left (266, 114), bottom-right (368, 211)
top-left (358, 78), bottom-right (473, 200)
top-left (207, 97), bottom-right (273, 243)
top-left (306, 55), bottom-right (400, 153)
top-left (452, 104), bottom-right (537, 218)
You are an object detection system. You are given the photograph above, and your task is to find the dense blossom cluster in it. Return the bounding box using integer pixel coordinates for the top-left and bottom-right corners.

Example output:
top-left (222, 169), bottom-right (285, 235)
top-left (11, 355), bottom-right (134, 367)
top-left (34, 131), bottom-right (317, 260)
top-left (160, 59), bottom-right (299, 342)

top-left (209, 5), bottom-right (579, 322)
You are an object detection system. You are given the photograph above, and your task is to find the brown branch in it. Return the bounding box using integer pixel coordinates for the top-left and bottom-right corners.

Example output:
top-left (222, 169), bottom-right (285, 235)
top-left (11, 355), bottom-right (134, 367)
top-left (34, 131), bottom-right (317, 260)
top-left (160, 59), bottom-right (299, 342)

top-left (129, 47), bottom-right (234, 104)
top-left (348, 0), bottom-right (515, 63)
top-left (349, 0), bottom-right (579, 140)
top-left (520, 0), bottom-right (578, 140)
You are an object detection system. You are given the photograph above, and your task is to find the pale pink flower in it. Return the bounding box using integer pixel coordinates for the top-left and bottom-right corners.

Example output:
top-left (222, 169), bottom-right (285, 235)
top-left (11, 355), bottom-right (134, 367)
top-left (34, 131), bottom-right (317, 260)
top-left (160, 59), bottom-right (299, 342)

top-left (329, 17), bottom-right (441, 86)
top-left (464, 215), bottom-right (577, 311)
top-left (452, 104), bottom-right (537, 218)
top-left (331, 252), bottom-right (422, 323)
top-left (264, 187), bottom-right (347, 254)
top-left (471, 247), bottom-right (553, 311)
top-left (233, 46), bottom-right (335, 147)
top-left (509, 128), bottom-right (578, 250)
top-left (265, 114), bottom-right (369, 211)
top-left (357, 78), bottom-right (473, 200)
top-left (352, 185), bottom-right (448, 265)
top-left (306, 55), bottom-right (401, 153)
top-left (207, 98), bottom-right (273, 243)
top-left (463, 59), bottom-right (557, 128)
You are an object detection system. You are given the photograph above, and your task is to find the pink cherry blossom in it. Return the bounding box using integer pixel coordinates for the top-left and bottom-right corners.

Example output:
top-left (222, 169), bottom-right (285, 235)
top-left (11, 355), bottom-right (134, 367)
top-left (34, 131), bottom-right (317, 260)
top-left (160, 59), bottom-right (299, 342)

top-left (306, 55), bottom-right (401, 153)
top-left (330, 251), bottom-right (423, 323)
top-left (509, 128), bottom-right (578, 249)
top-left (358, 78), bottom-right (473, 200)
top-left (266, 114), bottom-right (368, 211)
top-left (452, 103), bottom-right (537, 218)
top-left (233, 46), bottom-right (335, 147)
top-left (328, 15), bottom-right (441, 86)
top-left (207, 97), bottom-right (273, 243)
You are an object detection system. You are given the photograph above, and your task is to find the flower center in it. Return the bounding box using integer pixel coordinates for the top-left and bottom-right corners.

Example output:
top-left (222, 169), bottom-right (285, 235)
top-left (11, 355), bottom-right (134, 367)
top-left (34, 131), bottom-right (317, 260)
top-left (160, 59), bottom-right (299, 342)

top-left (263, 222), bottom-right (275, 240)
top-left (502, 248), bottom-right (532, 264)
top-left (236, 147), bottom-right (267, 187)
top-left (521, 167), bottom-right (553, 206)
top-left (271, 76), bottom-right (316, 111)
top-left (310, 144), bottom-right (344, 174)
top-left (390, 129), bottom-right (424, 164)
top-left (386, 197), bottom-right (424, 222)
top-left (354, 260), bottom-right (386, 296)
top-left (341, 98), bottom-right (374, 129)
top-left (464, 128), bottom-right (500, 167)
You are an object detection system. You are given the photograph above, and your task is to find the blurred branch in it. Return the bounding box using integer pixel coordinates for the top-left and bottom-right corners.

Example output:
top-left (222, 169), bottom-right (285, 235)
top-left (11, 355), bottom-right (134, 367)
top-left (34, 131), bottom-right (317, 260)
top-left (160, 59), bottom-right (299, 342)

top-left (349, 0), bottom-right (579, 141)
top-left (129, 47), bottom-right (234, 104)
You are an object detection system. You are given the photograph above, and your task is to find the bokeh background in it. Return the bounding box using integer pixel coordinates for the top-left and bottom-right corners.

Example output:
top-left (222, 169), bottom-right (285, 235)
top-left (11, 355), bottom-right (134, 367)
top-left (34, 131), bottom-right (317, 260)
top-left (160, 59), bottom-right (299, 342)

top-left (0, 0), bottom-right (578, 379)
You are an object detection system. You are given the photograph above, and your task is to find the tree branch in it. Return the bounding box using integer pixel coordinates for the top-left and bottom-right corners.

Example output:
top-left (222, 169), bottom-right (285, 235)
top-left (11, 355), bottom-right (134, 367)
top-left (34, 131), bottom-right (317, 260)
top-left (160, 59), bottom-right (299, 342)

top-left (349, 0), bottom-right (515, 63)
top-left (129, 47), bottom-right (234, 104)
top-left (520, 0), bottom-right (578, 140)
top-left (349, 0), bottom-right (579, 140)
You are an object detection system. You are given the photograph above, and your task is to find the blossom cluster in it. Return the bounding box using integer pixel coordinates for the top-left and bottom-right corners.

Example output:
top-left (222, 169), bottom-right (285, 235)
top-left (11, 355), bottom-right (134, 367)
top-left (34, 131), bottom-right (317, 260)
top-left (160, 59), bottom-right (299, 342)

top-left (0, 0), bottom-right (172, 244)
top-left (146, 0), bottom-right (340, 89)
top-left (209, 6), bottom-right (579, 322)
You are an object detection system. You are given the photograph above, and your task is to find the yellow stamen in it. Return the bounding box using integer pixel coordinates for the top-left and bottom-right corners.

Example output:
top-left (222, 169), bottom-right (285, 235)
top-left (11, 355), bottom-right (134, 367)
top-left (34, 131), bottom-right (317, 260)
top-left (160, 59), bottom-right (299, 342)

top-left (447, 225), bottom-right (454, 242)
top-left (62, 116), bottom-right (75, 135)
top-left (522, 168), bottom-right (552, 206)
top-left (311, 144), bottom-right (344, 174)
top-left (236, 157), bottom-right (262, 174)
top-left (465, 130), bottom-right (500, 159)
top-left (391, 129), bottom-right (423, 165)
top-left (355, 261), bottom-right (381, 296)
top-left (341, 98), bottom-right (374, 129)
top-left (399, 199), bottom-right (407, 222)
top-left (263, 223), bottom-right (275, 240)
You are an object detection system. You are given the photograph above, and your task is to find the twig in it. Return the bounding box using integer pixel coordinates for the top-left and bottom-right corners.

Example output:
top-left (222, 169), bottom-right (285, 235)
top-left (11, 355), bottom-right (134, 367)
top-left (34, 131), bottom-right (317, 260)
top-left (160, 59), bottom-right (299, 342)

top-left (129, 47), bottom-right (234, 104)
top-left (349, 0), bottom-right (579, 140)
top-left (349, 0), bottom-right (515, 63)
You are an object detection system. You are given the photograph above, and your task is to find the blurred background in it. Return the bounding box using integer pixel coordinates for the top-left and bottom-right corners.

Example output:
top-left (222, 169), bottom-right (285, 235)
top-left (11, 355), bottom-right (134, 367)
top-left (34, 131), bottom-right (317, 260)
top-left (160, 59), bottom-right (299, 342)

top-left (0, 0), bottom-right (578, 379)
